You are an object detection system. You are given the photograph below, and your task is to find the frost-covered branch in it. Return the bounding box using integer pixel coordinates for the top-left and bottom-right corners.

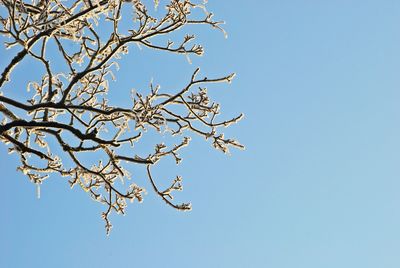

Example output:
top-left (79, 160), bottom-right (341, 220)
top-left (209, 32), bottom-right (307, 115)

top-left (0, 0), bottom-right (243, 235)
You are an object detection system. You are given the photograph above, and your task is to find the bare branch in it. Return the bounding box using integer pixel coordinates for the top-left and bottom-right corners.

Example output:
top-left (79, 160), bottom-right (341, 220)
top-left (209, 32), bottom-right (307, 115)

top-left (0, 0), bottom-right (243, 234)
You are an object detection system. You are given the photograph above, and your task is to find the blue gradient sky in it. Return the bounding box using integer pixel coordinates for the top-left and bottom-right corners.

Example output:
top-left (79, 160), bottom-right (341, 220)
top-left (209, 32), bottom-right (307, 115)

top-left (2, 1), bottom-right (400, 267)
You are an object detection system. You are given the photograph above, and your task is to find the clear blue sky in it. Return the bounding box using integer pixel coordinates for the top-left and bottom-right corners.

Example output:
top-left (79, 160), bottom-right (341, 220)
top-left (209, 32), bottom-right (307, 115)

top-left (2, 1), bottom-right (400, 267)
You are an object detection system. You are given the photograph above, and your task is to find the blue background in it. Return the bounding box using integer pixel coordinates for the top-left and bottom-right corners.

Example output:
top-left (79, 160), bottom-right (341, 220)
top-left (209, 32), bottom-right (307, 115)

top-left (1, 1), bottom-right (400, 267)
